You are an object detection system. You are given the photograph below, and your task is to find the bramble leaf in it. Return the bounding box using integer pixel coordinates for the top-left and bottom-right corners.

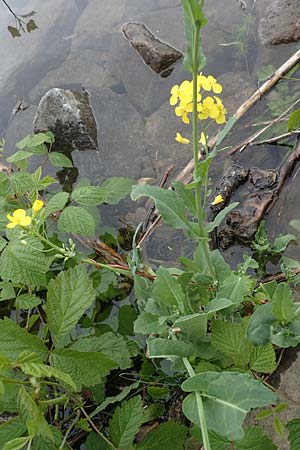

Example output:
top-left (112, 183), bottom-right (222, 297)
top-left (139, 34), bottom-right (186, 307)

top-left (136, 420), bottom-right (188, 449)
top-left (109, 396), bottom-right (144, 449)
top-left (58, 206), bottom-right (95, 236)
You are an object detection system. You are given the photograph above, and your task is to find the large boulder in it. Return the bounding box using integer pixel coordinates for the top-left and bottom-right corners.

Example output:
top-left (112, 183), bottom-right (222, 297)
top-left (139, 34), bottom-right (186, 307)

top-left (259, 0), bottom-right (300, 45)
top-left (33, 88), bottom-right (98, 153)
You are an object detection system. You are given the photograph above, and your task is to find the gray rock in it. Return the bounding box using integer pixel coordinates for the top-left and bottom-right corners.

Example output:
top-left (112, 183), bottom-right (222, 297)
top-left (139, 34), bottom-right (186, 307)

top-left (260, 0), bottom-right (300, 45)
top-left (122, 22), bottom-right (182, 74)
top-left (33, 88), bottom-right (98, 153)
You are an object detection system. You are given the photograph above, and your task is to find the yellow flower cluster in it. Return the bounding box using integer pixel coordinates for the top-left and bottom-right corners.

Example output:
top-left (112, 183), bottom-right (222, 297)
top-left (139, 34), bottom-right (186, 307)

top-left (7, 199), bottom-right (44, 229)
top-left (170, 74), bottom-right (226, 126)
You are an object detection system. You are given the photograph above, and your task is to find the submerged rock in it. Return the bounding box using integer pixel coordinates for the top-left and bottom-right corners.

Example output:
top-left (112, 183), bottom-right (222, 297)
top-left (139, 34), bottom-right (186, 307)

top-left (259, 0), bottom-right (300, 45)
top-left (122, 22), bottom-right (182, 74)
top-left (33, 88), bottom-right (98, 153)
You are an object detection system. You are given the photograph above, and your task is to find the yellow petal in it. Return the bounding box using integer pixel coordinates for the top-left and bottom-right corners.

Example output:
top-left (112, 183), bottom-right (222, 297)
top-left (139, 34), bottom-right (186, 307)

top-left (7, 214), bottom-right (15, 222)
top-left (212, 83), bottom-right (222, 94)
top-left (7, 222), bottom-right (17, 229)
top-left (216, 114), bottom-right (226, 124)
top-left (170, 94), bottom-right (178, 106)
top-left (32, 199), bottom-right (44, 213)
top-left (175, 133), bottom-right (190, 145)
top-left (171, 85), bottom-right (179, 95)
top-left (13, 209), bottom-right (26, 219)
top-left (211, 194), bottom-right (224, 206)
top-left (19, 216), bottom-right (32, 227)
top-left (182, 113), bottom-right (190, 124)
top-left (199, 132), bottom-right (207, 145)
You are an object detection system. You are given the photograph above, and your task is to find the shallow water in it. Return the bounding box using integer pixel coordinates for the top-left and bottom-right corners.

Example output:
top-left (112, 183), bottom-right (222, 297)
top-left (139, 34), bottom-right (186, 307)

top-left (0, 0), bottom-right (300, 263)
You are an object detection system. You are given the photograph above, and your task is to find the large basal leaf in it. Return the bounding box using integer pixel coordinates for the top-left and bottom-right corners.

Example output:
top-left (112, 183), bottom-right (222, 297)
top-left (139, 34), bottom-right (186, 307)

top-left (100, 177), bottom-right (136, 204)
top-left (0, 238), bottom-right (50, 287)
top-left (71, 186), bottom-right (106, 206)
top-left (109, 396), bottom-right (144, 449)
top-left (0, 318), bottom-right (48, 360)
top-left (50, 348), bottom-right (117, 389)
top-left (247, 303), bottom-right (275, 346)
top-left (216, 273), bottom-right (253, 305)
top-left (286, 419), bottom-right (300, 450)
top-left (147, 337), bottom-right (195, 358)
top-left (71, 332), bottom-right (132, 370)
top-left (131, 184), bottom-right (190, 231)
top-left (46, 265), bottom-right (96, 347)
top-left (211, 320), bottom-right (251, 367)
top-left (235, 426), bottom-right (277, 450)
top-left (134, 312), bottom-right (168, 335)
top-left (136, 420), bottom-right (188, 450)
top-left (174, 313), bottom-right (208, 343)
top-left (153, 267), bottom-right (186, 313)
top-left (58, 206), bottom-right (96, 236)
top-left (0, 418), bottom-right (27, 447)
top-left (181, 371), bottom-right (277, 440)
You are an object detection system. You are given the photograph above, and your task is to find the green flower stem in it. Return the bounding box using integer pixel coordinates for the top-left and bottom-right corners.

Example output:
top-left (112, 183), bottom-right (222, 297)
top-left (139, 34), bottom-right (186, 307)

top-left (201, 120), bottom-right (209, 209)
top-left (182, 357), bottom-right (211, 450)
top-left (192, 24), bottom-right (215, 280)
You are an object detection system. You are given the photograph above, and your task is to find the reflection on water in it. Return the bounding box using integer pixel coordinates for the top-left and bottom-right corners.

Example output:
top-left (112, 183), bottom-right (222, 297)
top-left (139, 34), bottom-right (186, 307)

top-left (0, 0), bottom-right (300, 263)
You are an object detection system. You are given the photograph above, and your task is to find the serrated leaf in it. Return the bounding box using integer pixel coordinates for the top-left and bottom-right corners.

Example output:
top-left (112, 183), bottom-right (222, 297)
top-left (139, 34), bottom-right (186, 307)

top-left (182, 372), bottom-right (277, 440)
top-left (272, 283), bottom-right (294, 323)
top-left (0, 237), bottom-right (8, 252)
top-left (211, 320), bottom-right (251, 367)
top-left (15, 294), bottom-right (41, 310)
top-left (43, 192), bottom-right (69, 218)
top-left (71, 186), bottom-right (106, 206)
top-left (19, 362), bottom-right (76, 391)
top-left (249, 343), bottom-right (276, 374)
top-left (109, 396), bottom-right (144, 449)
top-left (235, 426), bottom-right (277, 450)
top-left (0, 318), bottom-right (48, 360)
top-left (50, 349), bottom-right (116, 389)
top-left (48, 152), bottom-right (73, 168)
top-left (71, 332), bottom-right (132, 370)
top-left (58, 206), bottom-right (95, 236)
top-left (46, 265), bottom-right (96, 347)
top-left (101, 177), bottom-right (135, 204)
top-left (10, 172), bottom-right (35, 196)
top-left (0, 237), bottom-right (50, 286)
top-left (0, 418), bottom-right (27, 446)
top-left (3, 437), bottom-right (31, 450)
top-left (287, 418), bottom-right (300, 450)
top-left (136, 420), bottom-right (188, 450)
top-left (7, 151), bottom-right (33, 164)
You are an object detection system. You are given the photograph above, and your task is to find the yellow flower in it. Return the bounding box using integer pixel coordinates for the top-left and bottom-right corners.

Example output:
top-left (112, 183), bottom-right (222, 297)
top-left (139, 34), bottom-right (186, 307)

top-left (211, 194), bottom-right (224, 206)
top-left (170, 84), bottom-right (180, 106)
top-left (175, 132), bottom-right (190, 145)
top-left (175, 104), bottom-right (190, 124)
top-left (214, 96), bottom-right (227, 124)
top-left (207, 75), bottom-right (223, 94)
top-left (198, 96), bottom-right (219, 120)
top-left (197, 74), bottom-right (223, 93)
top-left (32, 199), bottom-right (44, 214)
top-left (199, 132), bottom-right (207, 146)
top-left (7, 209), bottom-right (32, 229)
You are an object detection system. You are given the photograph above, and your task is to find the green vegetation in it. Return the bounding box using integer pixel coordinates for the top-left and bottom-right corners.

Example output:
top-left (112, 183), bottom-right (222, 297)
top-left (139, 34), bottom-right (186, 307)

top-left (1, 1), bottom-right (300, 449)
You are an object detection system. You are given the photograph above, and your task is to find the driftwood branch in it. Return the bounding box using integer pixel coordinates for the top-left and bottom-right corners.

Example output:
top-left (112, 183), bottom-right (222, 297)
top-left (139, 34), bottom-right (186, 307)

top-left (139, 48), bottom-right (300, 243)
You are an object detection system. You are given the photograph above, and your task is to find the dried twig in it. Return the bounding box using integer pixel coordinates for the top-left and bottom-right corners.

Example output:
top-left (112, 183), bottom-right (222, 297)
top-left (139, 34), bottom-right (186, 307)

top-left (250, 131), bottom-right (300, 146)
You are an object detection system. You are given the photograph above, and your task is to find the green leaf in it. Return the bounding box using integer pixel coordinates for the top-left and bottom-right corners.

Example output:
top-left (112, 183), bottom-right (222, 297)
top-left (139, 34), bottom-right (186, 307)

top-left (0, 318), bottom-right (48, 360)
top-left (174, 313), bottom-right (207, 343)
top-left (272, 234), bottom-right (295, 252)
top-left (46, 265), bottom-right (96, 347)
top-left (43, 192), bottom-right (69, 218)
top-left (0, 237), bottom-right (8, 252)
top-left (287, 418), bottom-right (300, 450)
top-left (249, 343), bottom-right (276, 374)
top-left (136, 420), bottom-right (188, 450)
top-left (0, 418), bottom-right (27, 447)
top-left (71, 332), bottom-right (132, 370)
top-left (58, 206), bottom-right (95, 236)
top-left (48, 152), bottom-right (73, 168)
top-left (71, 186), bottom-right (106, 206)
top-left (273, 416), bottom-right (285, 438)
top-left (288, 109), bottom-right (300, 131)
top-left (18, 362), bottom-right (76, 391)
top-left (131, 184), bottom-right (190, 231)
top-left (15, 294), bottom-right (41, 310)
top-left (235, 426), bottom-right (277, 450)
top-left (206, 202), bottom-right (239, 232)
top-left (100, 177), bottom-right (135, 204)
top-left (247, 303), bottom-right (275, 346)
top-left (272, 283), bottom-right (294, 323)
top-left (153, 267), bottom-right (186, 313)
top-left (182, 372), bottom-right (277, 440)
top-left (216, 273), bottom-right (252, 305)
top-left (147, 337), bottom-right (195, 358)
top-left (3, 437), bottom-right (31, 450)
top-left (109, 396), bottom-right (144, 449)
top-left (205, 298), bottom-right (233, 313)
top-left (257, 65), bottom-right (276, 82)
top-left (0, 238), bottom-right (50, 287)
top-left (90, 382), bottom-right (140, 419)
top-left (10, 173), bottom-right (35, 196)
top-left (134, 312), bottom-right (168, 335)
top-left (7, 151), bottom-right (33, 164)
top-left (118, 305), bottom-right (138, 336)
top-left (50, 348), bottom-right (116, 389)
top-left (211, 320), bottom-right (251, 367)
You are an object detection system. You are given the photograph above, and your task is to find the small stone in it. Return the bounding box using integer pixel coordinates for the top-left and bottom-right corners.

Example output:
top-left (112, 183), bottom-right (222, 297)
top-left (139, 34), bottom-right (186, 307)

top-left (141, 167), bottom-right (156, 178)
top-left (122, 22), bottom-right (182, 74)
top-left (259, 0), bottom-right (300, 45)
top-left (33, 88), bottom-right (98, 153)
